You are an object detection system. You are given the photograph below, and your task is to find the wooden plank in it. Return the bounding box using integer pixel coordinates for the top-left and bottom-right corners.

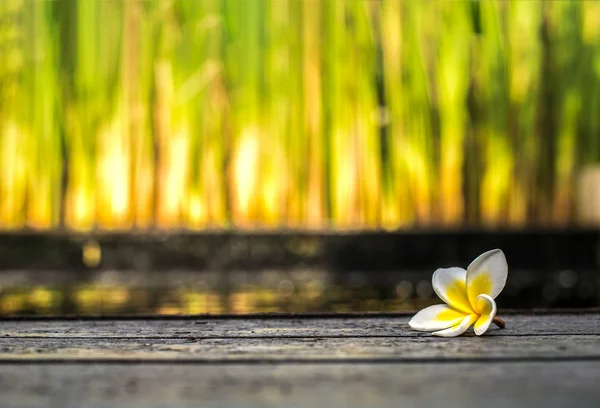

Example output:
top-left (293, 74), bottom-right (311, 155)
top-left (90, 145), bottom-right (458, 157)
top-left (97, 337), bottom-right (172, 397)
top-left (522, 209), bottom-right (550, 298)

top-left (0, 315), bottom-right (598, 406)
top-left (0, 362), bottom-right (599, 408)
top-left (0, 335), bottom-right (598, 362)
top-left (1, 314), bottom-right (599, 338)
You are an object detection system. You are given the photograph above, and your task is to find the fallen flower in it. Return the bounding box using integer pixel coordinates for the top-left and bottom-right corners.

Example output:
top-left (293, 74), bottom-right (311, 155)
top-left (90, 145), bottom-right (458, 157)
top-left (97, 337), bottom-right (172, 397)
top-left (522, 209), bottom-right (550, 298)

top-left (409, 249), bottom-right (508, 337)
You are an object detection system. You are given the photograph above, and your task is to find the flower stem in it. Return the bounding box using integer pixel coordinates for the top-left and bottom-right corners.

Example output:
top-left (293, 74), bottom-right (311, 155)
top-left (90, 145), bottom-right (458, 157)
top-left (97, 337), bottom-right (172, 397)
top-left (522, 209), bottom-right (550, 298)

top-left (493, 317), bottom-right (505, 329)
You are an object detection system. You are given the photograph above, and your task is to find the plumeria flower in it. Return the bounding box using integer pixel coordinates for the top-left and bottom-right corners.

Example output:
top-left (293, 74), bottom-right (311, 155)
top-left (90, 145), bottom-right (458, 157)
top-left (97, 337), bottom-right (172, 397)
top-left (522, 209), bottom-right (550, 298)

top-left (409, 249), bottom-right (508, 337)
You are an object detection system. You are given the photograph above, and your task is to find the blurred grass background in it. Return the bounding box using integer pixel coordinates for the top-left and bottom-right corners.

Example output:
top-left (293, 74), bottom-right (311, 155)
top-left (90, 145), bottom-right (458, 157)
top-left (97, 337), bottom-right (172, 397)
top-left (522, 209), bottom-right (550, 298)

top-left (1, 0), bottom-right (600, 232)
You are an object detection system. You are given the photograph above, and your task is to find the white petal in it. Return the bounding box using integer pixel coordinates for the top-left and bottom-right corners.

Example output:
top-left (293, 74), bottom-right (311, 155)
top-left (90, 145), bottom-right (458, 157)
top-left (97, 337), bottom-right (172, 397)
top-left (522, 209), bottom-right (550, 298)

top-left (466, 249), bottom-right (508, 309)
top-left (408, 304), bottom-right (467, 331)
top-left (432, 314), bottom-right (479, 337)
top-left (432, 267), bottom-right (474, 314)
top-left (473, 294), bottom-right (497, 336)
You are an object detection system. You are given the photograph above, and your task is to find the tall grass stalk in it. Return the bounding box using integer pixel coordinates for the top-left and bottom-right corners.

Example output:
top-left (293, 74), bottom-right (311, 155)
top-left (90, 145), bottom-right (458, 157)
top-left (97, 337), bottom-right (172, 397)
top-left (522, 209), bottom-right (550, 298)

top-left (302, 0), bottom-right (325, 229)
top-left (403, 1), bottom-right (435, 225)
top-left (22, 0), bottom-right (62, 229)
top-left (168, 0), bottom-right (227, 229)
top-left (578, 2), bottom-right (600, 165)
top-left (476, 1), bottom-right (512, 226)
top-left (223, 0), bottom-right (264, 228)
top-left (380, 0), bottom-right (405, 228)
top-left (547, 1), bottom-right (583, 224)
top-left (507, 0), bottom-right (542, 225)
top-left (263, 0), bottom-right (292, 227)
top-left (436, 1), bottom-right (472, 225)
top-left (0, 0), bottom-right (26, 229)
top-left (323, 0), bottom-right (355, 229)
top-left (128, 0), bottom-right (156, 229)
top-left (352, 1), bottom-right (381, 228)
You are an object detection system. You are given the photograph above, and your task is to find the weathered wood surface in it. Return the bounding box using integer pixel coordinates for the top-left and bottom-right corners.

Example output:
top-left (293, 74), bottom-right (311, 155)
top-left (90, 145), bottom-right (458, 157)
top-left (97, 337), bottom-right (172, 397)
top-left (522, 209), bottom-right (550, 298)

top-left (1, 335), bottom-right (600, 362)
top-left (0, 314), bottom-right (599, 407)
top-left (2, 362), bottom-right (600, 408)
top-left (2, 314), bottom-right (599, 338)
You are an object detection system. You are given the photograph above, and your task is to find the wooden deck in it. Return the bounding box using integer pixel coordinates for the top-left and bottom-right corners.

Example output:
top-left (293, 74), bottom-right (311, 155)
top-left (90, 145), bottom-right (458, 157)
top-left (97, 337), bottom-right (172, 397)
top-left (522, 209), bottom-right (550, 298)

top-left (0, 313), bottom-right (599, 407)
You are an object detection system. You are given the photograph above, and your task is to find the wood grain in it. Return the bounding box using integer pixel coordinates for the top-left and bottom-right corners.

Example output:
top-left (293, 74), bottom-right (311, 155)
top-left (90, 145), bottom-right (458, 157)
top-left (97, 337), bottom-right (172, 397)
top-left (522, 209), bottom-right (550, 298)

top-left (0, 314), bottom-right (598, 407)
top-left (0, 314), bottom-right (598, 339)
